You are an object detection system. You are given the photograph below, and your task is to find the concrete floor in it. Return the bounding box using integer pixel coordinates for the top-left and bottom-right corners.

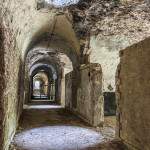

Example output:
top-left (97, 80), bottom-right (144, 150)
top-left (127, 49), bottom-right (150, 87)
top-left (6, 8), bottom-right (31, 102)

top-left (10, 105), bottom-right (127, 150)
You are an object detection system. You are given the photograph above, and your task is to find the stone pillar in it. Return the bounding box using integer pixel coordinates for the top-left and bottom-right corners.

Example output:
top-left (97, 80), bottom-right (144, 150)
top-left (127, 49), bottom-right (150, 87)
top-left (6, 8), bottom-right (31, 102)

top-left (61, 69), bottom-right (65, 107)
top-left (65, 72), bottom-right (73, 109)
top-left (65, 63), bottom-right (104, 126)
top-left (76, 63), bottom-right (104, 126)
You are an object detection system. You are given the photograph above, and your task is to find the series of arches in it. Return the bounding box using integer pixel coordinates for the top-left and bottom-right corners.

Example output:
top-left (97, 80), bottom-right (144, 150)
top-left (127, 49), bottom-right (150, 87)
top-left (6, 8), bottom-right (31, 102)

top-left (0, 0), bottom-right (149, 150)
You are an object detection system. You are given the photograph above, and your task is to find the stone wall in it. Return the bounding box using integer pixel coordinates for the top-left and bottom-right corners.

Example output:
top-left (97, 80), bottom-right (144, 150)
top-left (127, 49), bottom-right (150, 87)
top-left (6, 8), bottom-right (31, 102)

top-left (65, 70), bottom-right (78, 109)
top-left (65, 72), bottom-right (72, 109)
top-left (89, 35), bottom-right (126, 92)
top-left (66, 64), bottom-right (104, 126)
top-left (0, 23), bottom-right (5, 150)
top-left (116, 37), bottom-right (150, 150)
top-left (0, 21), bottom-right (23, 150)
top-left (76, 64), bottom-right (104, 126)
top-left (69, 0), bottom-right (150, 92)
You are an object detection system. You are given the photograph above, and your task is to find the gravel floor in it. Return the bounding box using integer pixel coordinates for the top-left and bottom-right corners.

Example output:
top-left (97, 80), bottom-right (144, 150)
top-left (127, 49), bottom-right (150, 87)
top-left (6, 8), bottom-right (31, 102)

top-left (10, 105), bottom-right (127, 150)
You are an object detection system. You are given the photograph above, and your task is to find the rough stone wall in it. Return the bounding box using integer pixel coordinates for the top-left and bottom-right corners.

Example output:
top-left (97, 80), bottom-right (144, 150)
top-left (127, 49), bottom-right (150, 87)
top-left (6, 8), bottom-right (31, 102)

top-left (89, 35), bottom-right (120, 92)
top-left (0, 23), bottom-right (5, 150)
top-left (0, 0), bottom-right (80, 58)
top-left (65, 70), bottom-right (79, 109)
top-left (66, 64), bottom-right (104, 126)
top-left (3, 0), bottom-right (147, 94)
top-left (69, 0), bottom-right (150, 92)
top-left (76, 64), bottom-right (104, 126)
top-left (65, 72), bottom-right (72, 109)
top-left (0, 20), bottom-right (23, 150)
top-left (116, 37), bottom-right (150, 150)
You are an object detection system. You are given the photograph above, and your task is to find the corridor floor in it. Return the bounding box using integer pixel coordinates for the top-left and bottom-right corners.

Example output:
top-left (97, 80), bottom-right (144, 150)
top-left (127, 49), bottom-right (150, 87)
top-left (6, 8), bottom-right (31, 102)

top-left (10, 105), bottom-right (127, 150)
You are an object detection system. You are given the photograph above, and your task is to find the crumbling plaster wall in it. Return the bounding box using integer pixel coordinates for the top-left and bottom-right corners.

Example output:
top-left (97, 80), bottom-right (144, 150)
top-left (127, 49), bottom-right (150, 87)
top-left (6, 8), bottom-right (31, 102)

top-left (89, 35), bottom-right (124, 92)
top-left (69, 0), bottom-right (150, 92)
top-left (116, 37), bottom-right (150, 150)
top-left (89, 31), bottom-right (150, 93)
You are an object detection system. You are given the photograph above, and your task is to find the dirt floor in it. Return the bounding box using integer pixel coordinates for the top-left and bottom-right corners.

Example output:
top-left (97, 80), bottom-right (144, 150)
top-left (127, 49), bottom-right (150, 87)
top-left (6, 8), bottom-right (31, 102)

top-left (9, 105), bottom-right (128, 150)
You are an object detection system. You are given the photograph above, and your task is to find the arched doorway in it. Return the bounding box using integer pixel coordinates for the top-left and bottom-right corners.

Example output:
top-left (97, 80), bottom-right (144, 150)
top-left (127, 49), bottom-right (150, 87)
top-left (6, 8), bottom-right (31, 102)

top-left (32, 71), bottom-right (50, 100)
top-left (30, 69), bottom-right (57, 102)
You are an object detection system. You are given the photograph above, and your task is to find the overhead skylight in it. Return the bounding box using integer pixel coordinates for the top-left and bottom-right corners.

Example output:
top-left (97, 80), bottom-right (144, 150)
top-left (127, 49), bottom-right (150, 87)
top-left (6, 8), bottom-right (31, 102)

top-left (45, 0), bottom-right (79, 7)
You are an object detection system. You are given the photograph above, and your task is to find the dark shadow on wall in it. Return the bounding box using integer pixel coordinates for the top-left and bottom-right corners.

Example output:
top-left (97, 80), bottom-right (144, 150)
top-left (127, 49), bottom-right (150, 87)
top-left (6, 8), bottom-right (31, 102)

top-left (104, 92), bottom-right (116, 116)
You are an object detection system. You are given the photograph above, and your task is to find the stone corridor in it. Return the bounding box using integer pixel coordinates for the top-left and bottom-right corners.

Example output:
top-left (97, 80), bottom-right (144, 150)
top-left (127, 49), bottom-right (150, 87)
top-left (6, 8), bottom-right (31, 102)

top-left (10, 105), bottom-right (126, 150)
top-left (0, 0), bottom-right (150, 150)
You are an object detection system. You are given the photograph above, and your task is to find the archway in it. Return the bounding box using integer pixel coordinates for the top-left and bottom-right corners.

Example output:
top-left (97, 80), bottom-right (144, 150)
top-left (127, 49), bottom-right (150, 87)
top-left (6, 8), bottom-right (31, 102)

top-left (30, 64), bottom-right (58, 102)
top-left (31, 71), bottom-right (56, 101)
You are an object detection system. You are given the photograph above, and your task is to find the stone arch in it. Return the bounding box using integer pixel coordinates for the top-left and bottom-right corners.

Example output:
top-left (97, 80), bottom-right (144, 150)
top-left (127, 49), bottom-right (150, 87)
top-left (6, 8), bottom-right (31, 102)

top-left (30, 67), bottom-right (56, 101)
top-left (21, 14), bottom-right (80, 62)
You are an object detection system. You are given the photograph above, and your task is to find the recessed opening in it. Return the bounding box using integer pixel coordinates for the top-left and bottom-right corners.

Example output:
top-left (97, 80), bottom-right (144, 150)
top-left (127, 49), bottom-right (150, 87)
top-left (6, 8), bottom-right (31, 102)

top-left (104, 92), bottom-right (116, 116)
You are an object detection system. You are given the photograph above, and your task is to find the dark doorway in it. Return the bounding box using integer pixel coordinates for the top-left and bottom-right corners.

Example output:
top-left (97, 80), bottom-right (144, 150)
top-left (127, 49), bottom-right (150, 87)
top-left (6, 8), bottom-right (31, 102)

top-left (104, 92), bottom-right (116, 116)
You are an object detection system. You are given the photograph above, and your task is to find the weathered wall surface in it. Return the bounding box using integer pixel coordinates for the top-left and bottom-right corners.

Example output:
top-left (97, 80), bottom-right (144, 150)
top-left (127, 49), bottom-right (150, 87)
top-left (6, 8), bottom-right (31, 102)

top-left (0, 23), bottom-right (5, 150)
top-left (66, 64), bottom-right (104, 126)
top-left (116, 38), bottom-right (150, 150)
top-left (65, 70), bottom-right (78, 109)
top-left (0, 0), bottom-right (80, 59)
top-left (0, 2), bottom-right (80, 149)
top-left (89, 35), bottom-right (127, 92)
top-left (60, 77), bottom-right (65, 106)
top-left (65, 72), bottom-right (72, 109)
top-left (76, 64), bottom-right (104, 126)
top-left (0, 22), bottom-right (23, 150)
top-left (69, 0), bottom-right (150, 92)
